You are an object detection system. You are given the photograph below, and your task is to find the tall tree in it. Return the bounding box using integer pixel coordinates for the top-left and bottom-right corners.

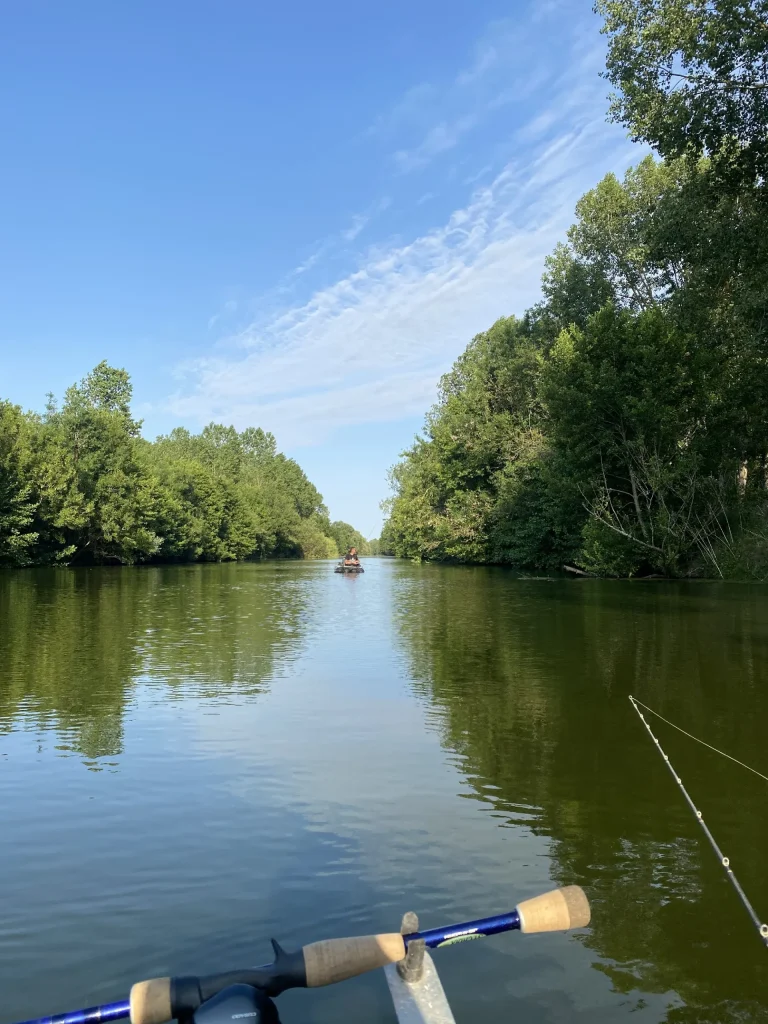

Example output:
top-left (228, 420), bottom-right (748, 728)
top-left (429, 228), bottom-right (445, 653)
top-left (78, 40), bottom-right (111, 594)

top-left (597, 0), bottom-right (768, 181)
top-left (383, 150), bottom-right (768, 577)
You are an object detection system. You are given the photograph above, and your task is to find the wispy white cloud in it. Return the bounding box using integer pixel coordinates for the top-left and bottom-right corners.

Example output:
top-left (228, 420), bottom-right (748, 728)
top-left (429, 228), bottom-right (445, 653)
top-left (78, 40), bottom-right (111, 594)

top-left (463, 164), bottom-right (493, 186)
top-left (394, 115), bottom-right (479, 173)
top-left (170, 122), bottom-right (636, 445)
top-left (230, 197), bottom-right (395, 331)
top-left (456, 42), bottom-right (499, 87)
top-left (341, 196), bottom-right (392, 241)
top-left (166, 6), bottom-right (639, 448)
top-left (342, 214), bottom-right (369, 242)
top-left (375, 11), bottom-right (577, 175)
top-left (516, 109), bottom-right (559, 143)
top-left (293, 249), bottom-right (324, 276)
top-left (206, 299), bottom-right (238, 331)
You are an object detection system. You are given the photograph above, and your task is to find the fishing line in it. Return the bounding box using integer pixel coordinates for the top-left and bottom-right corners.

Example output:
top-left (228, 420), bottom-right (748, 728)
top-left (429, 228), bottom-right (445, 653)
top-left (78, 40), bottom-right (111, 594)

top-left (630, 696), bottom-right (768, 784)
top-left (629, 695), bottom-right (768, 947)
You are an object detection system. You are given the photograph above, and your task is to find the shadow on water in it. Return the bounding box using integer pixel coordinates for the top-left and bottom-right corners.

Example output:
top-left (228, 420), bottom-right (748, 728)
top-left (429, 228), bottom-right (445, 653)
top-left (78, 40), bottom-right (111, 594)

top-left (391, 563), bottom-right (768, 1023)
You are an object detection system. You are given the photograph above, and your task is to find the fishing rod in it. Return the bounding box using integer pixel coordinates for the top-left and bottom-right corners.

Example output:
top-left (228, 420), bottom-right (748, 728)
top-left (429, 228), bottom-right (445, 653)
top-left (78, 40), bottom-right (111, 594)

top-left (11, 885), bottom-right (590, 1024)
top-left (629, 695), bottom-right (768, 948)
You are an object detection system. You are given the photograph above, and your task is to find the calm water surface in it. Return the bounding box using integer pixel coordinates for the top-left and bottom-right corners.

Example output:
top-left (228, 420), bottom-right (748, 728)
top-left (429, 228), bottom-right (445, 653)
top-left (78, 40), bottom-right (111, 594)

top-left (2, 561), bottom-right (768, 1023)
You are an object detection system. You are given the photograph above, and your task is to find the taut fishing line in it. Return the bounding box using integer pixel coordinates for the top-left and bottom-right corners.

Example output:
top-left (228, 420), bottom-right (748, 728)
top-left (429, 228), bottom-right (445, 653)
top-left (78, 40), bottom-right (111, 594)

top-left (629, 695), bottom-right (768, 947)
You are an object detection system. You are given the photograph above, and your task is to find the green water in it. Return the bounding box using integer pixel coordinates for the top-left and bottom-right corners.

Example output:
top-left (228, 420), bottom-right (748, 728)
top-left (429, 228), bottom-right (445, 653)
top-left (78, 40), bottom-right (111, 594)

top-left (2, 561), bottom-right (768, 1024)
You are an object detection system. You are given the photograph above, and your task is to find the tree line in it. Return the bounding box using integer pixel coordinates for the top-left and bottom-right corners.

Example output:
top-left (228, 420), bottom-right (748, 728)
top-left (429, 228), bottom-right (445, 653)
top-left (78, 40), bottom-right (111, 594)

top-left (0, 361), bottom-right (368, 566)
top-left (381, 0), bottom-right (768, 578)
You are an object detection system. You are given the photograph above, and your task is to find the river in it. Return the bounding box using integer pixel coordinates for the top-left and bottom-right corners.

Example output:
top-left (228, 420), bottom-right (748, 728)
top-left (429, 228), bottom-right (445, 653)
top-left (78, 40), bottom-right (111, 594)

top-left (1, 560), bottom-right (767, 1024)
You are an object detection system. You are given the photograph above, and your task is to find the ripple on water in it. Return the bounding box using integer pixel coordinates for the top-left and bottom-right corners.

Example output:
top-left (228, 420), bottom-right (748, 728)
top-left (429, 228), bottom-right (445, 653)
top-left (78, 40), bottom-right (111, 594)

top-left (2, 563), bottom-right (768, 1023)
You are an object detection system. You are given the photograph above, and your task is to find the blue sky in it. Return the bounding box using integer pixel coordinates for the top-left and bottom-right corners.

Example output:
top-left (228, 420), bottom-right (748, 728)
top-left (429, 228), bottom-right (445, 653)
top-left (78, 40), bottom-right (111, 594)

top-left (0, 0), bottom-right (641, 536)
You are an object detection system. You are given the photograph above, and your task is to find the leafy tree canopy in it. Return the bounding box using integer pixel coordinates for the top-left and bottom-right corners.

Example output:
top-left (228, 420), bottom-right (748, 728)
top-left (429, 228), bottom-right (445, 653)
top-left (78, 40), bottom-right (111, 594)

top-left (0, 366), bottom-right (359, 568)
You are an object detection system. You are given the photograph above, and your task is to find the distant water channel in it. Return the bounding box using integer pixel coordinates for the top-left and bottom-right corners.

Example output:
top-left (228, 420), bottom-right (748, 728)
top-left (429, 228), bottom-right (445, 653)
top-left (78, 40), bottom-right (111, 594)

top-left (2, 561), bottom-right (768, 1023)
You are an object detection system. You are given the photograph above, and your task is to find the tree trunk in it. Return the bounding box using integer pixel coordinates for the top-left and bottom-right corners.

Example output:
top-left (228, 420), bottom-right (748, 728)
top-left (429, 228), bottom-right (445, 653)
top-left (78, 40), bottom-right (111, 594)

top-left (564, 564), bottom-right (591, 576)
top-left (737, 459), bottom-right (748, 498)
top-left (629, 466), bottom-right (650, 541)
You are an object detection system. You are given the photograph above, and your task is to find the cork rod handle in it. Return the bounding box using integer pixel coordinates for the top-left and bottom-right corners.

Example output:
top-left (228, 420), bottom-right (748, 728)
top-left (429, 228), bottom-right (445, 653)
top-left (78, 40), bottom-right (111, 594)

top-left (303, 933), bottom-right (406, 987)
top-left (129, 977), bottom-right (172, 1024)
top-left (516, 885), bottom-right (591, 934)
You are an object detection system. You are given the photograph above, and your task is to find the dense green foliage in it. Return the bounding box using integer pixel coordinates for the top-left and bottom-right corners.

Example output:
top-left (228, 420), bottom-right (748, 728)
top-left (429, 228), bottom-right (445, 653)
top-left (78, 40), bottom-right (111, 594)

top-left (384, 3), bottom-right (768, 577)
top-left (0, 362), bottom-right (358, 566)
top-left (598, 0), bottom-right (768, 183)
top-left (326, 521), bottom-right (372, 557)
